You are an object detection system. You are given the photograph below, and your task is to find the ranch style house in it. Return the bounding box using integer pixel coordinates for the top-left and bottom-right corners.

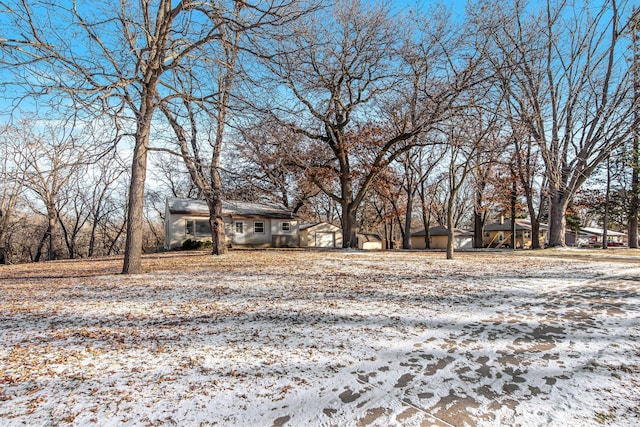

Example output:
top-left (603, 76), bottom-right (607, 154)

top-left (165, 197), bottom-right (299, 250)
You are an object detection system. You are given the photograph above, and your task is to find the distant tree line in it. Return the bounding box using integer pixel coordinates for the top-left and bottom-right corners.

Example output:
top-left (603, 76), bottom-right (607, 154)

top-left (0, 0), bottom-right (637, 267)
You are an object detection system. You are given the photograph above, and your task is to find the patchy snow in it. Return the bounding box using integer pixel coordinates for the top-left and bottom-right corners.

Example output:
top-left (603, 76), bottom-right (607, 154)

top-left (1, 250), bottom-right (639, 426)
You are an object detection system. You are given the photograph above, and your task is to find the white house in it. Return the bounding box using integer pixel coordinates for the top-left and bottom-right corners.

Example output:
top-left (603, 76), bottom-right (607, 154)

top-left (164, 197), bottom-right (300, 250)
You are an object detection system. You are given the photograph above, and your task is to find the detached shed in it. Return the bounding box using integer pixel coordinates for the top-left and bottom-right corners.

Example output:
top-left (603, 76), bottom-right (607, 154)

top-left (357, 233), bottom-right (383, 250)
top-left (299, 222), bottom-right (343, 248)
top-left (411, 225), bottom-right (473, 250)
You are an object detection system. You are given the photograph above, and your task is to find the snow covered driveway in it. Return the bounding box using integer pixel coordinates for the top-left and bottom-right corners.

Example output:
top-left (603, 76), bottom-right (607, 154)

top-left (1, 250), bottom-right (639, 426)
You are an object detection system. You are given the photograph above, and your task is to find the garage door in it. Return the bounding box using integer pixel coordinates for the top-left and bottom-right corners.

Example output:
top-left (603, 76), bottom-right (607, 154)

top-left (315, 232), bottom-right (335, 248)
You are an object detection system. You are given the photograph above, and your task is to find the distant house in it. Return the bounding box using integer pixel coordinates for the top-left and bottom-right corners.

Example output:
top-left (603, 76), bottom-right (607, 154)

top-left (566, 227), bottom-right (627, 247)
top-left (299, 222), bottom-right (343, 248)
top-left (164, 197), bottom-right (299, 250)
top-left (411, 226), bottom-right (473, 250)
top-left (483, 218), bottom-right (548, 249)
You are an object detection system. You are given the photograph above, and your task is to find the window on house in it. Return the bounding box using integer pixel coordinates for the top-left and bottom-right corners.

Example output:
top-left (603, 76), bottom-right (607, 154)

top-left (186, 219), bottom-right (210, 236)
top-left (484, 231), bottom-right (490, 238)
top-left (195, 220), bottom-right (211, 236)
top-left (498, 231), bottom-right (504, 242)
top-left (254, 221), bottom-right (265, 234)
top-left (281, 222), bottom-right (291, 232)
top-left (524, 231), bottom-right (531, 239)
top-left (235, 222), bottom-right (244, 234)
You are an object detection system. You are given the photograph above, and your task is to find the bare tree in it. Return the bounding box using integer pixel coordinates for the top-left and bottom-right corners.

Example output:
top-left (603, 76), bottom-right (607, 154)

top-left (158, 0), bottom-right (312, 256)
top-left (481, 0), bottom-right (637, 246)
top-left (263, 0), bottom-right (482, 247)
top-left (392, 144), bottom-right (445, 249)
top-left (629, 7), bottom-right (640, 248)
top-left (0, 125), bottom-right (28, 264)
top-left (57, 176), bottom-right (92, 259)
top-left (157, 13), bottom-right (241, 255)
top-left (443, 104), bottom-right (499, 260)
top-left (1, 1), bottom-right (304, 271)
top-left (14, 123), bottom-right (87, 261)
top-left (231, 119), bottom-right (319, 212)
top-left (510, 127), bottom-right (548, 249)
top-left (150, 154), bottom-right (201, 200)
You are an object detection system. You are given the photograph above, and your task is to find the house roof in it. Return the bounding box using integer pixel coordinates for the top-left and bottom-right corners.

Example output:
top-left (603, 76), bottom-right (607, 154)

top-left (357, 233), bottom-right (382, 242)
top-left (166, 197), bottom-right (296, 219)
top-left (412, 225), bottom-right (473, 237)
top-left (577, 227), bottom-right (626, 237)
top-left (299, 222), bottom-right (341, 231)
top-left (484, 219), bottom-right (548, 232)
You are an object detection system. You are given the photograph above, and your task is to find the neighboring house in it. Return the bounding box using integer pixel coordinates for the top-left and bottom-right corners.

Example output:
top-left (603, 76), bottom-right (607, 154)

top-left (566, 227), bottom-right (627, 247)
top-left (411, 226), bottom-right (473, 250)
top-left (164, 197), bottom-right (299, 250)
top-left (299, 222), bottom-right (343, 248)
top-left (483, 218), bottom-right (548, 249)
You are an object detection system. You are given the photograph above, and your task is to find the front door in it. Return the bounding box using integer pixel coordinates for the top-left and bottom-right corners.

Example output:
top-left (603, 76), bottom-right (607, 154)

top-left (233, 221), bottom-right (246, 244)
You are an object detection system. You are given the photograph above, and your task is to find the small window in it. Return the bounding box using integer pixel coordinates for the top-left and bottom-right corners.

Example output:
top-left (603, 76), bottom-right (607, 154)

top-left (281, 222), bottom-right (291, 232)
top-left (524, 231), bottom-right (531, 239)
top-left (484, 231), bottom-right (490, 238)
top-left (186, 220), bottom-right (195, 236)
top-left (498, 231), bottom-right (504, 242)
top-left (235, 222), bottom-right (244, 234)
top-left (254, 221), bottom-right (265, 234)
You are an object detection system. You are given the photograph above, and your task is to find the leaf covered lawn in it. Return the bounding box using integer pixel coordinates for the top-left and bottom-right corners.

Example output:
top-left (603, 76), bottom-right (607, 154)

top-left (1, 249), bottom-right (639, 426)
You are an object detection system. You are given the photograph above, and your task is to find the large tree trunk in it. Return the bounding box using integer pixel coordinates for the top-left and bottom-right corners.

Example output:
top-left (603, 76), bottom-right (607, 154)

top-left (341, 203), bottom-right (358, 248)
top-left (531, 220), bottom-right (541, 249)
top-left (122, 125), bottom-right (151, 274)
top-left (446, 195), bottom-right (455, 260)
top-left (473, 207), bottom-right (484, 249)
top-left (547, 189), bottom-right (569, 247)
top-left (208, 57), bottom-right (232, 255)
top-left (207, 196), bottom-right (227, 256)
top-left (446, 214), bottom-right (455, 259)
top-left (630, 14), bottom-right (639, 248)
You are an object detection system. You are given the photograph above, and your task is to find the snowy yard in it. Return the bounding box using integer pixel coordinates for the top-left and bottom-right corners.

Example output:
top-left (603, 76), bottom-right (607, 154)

top-left (1, 249), bottom-right (639, 426)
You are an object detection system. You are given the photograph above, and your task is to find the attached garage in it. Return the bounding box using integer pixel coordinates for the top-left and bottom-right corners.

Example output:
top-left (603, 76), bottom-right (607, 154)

top-left (299, 222), bottom-right (343, 248)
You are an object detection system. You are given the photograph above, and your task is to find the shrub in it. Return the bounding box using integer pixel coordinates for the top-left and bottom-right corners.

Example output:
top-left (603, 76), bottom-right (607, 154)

top-left (181, 239), bottom-right (212, 250)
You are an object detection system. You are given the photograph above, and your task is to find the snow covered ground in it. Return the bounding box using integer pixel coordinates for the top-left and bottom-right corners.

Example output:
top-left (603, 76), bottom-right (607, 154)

top-left (0, 249), bottom-right (639, 426)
